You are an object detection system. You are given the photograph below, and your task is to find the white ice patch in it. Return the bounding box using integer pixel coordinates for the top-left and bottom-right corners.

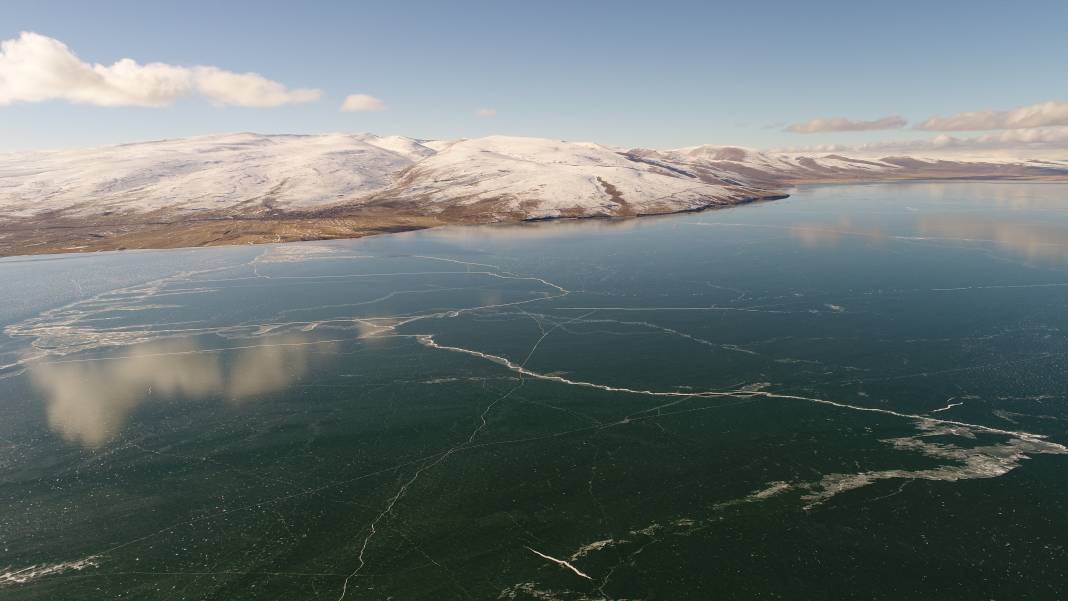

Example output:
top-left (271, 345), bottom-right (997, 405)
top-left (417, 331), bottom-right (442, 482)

top-left (0, 555), bottom-right (101, 587)
top-left (568, 538), bottom-right (624, 561)
top-left (799, 421), bottom-right (1068, 507)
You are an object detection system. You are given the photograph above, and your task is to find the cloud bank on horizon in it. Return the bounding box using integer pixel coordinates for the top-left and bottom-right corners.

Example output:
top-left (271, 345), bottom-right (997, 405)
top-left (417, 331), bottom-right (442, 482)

top-left (778, 126), bottom-right (1068, 156)
top-left (786, 115), bottom-right (906, 133)
top-left (781, 100), bottom-right (1068, 156)
top-left (917, 101), bottom-right (1068, 131)
top-left (0, 31), bottom-right (320, 107)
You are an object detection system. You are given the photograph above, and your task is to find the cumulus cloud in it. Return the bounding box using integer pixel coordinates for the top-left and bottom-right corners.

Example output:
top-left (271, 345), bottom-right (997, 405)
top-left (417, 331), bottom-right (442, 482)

top-left (195, 67), bottom-right (320, 107)
top-left (340, 93), bottom-right (385, 112)
top-left (917, 100), bottom-right (1068, 131)
top-left (0, 31), bottom-right (321, 107)
top-left (786, 115), bottom-right (907, 133)
top-left (475, 107), bottom-right (497, 117)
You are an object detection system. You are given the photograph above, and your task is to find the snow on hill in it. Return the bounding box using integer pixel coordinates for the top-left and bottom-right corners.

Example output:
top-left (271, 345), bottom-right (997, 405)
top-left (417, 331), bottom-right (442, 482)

top-left (632, 145), bottom-right (1068, 186)
top-left (366, 136), bottom-right (774, 220)
top-left (1, 133), bottom-right (1066, 223)
top-left (0, 133), bottom-right (431, 219)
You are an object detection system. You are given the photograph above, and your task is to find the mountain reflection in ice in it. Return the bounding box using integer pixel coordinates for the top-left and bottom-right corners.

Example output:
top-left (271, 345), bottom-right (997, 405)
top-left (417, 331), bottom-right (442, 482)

top-left (29, 334), bottom-right (329, 447)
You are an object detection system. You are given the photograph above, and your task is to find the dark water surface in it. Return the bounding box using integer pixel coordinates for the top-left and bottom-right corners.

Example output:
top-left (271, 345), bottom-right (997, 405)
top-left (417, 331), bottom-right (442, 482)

top-left (2, 182), bottom-right (1068, 600)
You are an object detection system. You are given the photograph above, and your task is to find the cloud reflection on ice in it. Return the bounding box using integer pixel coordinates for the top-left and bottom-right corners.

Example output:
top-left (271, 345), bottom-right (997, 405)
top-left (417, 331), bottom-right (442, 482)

top-left (30, 334), bottom-right (331, 447)
top-left (917, 214), bottom-right (1068, 264)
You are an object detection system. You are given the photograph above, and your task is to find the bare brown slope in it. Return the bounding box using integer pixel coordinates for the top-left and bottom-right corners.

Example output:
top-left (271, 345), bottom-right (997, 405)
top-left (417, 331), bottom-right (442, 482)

top-left (0, 208), bottom-right (441, 257)
top-left (0, 190), bottom-right (789, 258)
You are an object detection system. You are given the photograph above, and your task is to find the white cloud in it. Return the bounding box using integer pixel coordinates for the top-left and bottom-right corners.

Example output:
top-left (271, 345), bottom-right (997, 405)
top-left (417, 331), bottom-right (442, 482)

top-left (339, 93), bottom-right (385, 112)
top-left (475, 107), bottom-right (497, 118)
top-left (917, 101), bottom-right (1068, 131)
top-left (194, 67), bottom-right (321, 107)
top-left (776, 126), bottom-right (1068, 157)
top-left (786, 115), bottom-right (906, 133)
top-left (0, 31), bottom-right (321, 108)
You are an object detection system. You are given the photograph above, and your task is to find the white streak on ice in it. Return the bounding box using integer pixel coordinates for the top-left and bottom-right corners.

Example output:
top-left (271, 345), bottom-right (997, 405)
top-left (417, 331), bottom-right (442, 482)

top-left (0, 555), bottom-right (101, 586)
top-left (525, 547), bottom-right (593, 581)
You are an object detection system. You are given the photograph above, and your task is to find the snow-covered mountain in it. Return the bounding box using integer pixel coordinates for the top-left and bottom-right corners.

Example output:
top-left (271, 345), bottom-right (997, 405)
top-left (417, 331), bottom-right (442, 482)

top-left (1, 133), bottom-right (1067, 256)
top-left (0, 133), bottom-right (433, 219)
top-left (3, 133), bottom-right (1066, 223)
top-left (630, 145), bottom-right (1068, 187)
top-left (361, 136), bottom-right (777, 220)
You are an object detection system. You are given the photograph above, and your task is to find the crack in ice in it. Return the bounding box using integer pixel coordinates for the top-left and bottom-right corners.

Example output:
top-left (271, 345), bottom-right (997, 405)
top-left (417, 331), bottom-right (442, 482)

top-left (525, 547), bottom-right (593, 581)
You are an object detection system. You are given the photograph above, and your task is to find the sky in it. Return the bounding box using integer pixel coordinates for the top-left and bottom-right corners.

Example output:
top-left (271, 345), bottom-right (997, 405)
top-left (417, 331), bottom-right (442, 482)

top-left (2, 0), bottom-right (1068, 154)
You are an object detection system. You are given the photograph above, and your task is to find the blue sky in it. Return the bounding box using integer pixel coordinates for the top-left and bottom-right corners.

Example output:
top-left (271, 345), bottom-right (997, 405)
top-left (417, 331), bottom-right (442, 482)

top-left (2, 0), bottom-right (1067, 152)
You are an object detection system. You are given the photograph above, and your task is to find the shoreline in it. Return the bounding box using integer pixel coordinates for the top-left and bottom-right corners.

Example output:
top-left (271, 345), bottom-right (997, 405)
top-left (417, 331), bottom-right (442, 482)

top-left (0, 192), bottom-right (791, 260)
top-left (4, 175), bottom-right (1068, 260)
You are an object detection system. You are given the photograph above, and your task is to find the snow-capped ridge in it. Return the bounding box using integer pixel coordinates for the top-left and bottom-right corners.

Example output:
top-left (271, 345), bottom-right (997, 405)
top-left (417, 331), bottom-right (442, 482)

top-left (1, 133), bottom-right (1066, 222)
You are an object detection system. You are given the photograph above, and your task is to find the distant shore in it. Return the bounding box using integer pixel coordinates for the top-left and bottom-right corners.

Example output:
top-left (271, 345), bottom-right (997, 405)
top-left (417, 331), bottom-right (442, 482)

top-left (9, 177), bottom-right (1068, 258)
top-left (0, 192), bottom-right (791, 258)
